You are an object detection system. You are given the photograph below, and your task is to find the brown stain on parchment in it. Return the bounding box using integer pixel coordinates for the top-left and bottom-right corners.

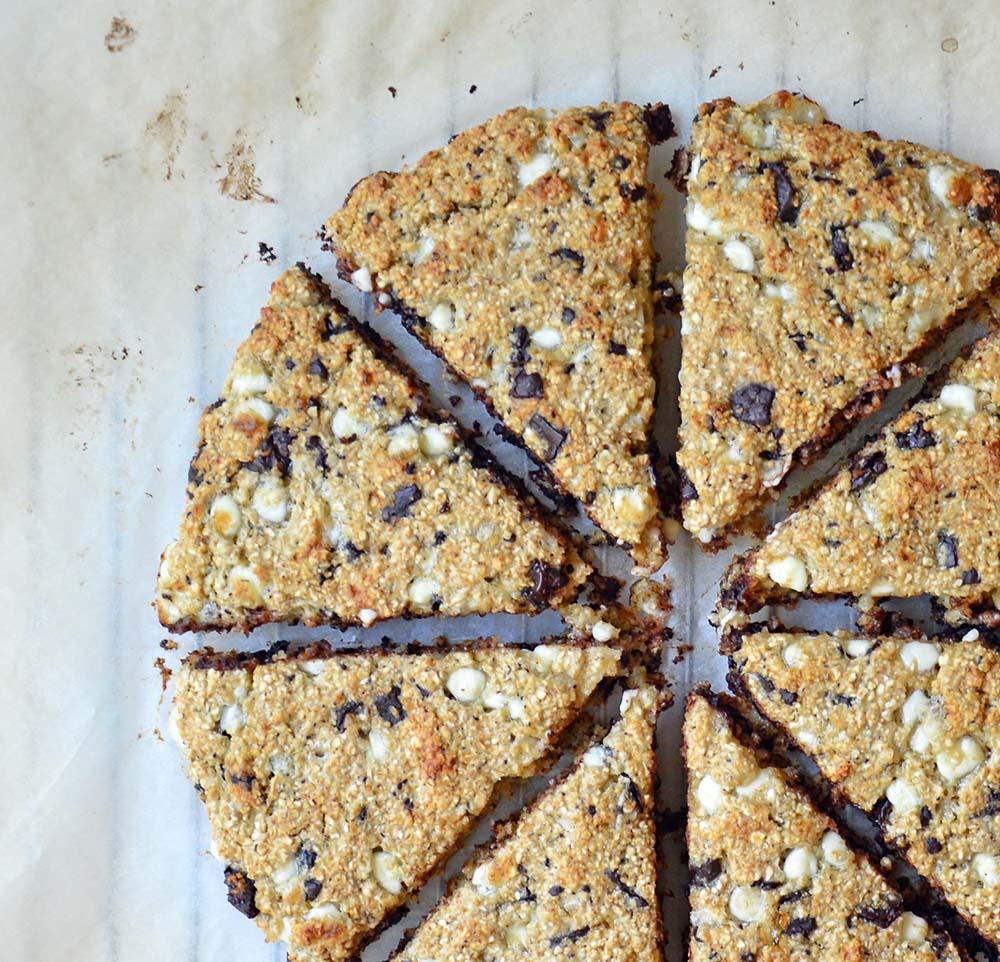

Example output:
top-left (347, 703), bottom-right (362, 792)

top-left (219, 132), bottom-right (277, 204)
top-left (104, 16), bottom-right (137, 53)
top-left (141, 92), bottom-right (188, 182)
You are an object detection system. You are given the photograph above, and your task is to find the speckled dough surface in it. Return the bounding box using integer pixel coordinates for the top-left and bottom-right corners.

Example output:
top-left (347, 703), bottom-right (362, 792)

top-left (155, 266), bottom-right (589, 633)
top-left (392, 685), bottom-right (664, 962)
top-left (729, 628), bottom-right (1000, 949)
top-left (677, 90), bottom-right (1000, 545)
top-left (171, 639), bottom-right (622, 962)
top-left (325, 102), bottom-right (674, 570)
top-left (720, 320), bottom-right (1000, 625)
top-left (684, 690), bottom-right (959, 962)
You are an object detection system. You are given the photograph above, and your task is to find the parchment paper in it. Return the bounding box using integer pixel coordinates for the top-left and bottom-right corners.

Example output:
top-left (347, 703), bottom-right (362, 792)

top-left (4, 1), bottom-right (999, 958)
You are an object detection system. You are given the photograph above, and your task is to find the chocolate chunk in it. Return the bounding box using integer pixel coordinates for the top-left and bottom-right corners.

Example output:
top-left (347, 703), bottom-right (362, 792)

top-left (333, 699), bottom-right (363, 732)
top-left (778, 888), bottom-right (807, 906)
top-left (308, 357), bottom-right (329, 379)
top-left (830, 224), bottom-right (854, 271)
top-left (611, 154), bottom-right (631, 171)
top-left (549, 926), bottom-right (590, 947)
top-left (527, 413), bottom-right (568, 461)
top-left (224, 866), bottom-right (259, 918)
top-left (562, 306), bottom-right (576, 324)
top-left (305, 434), bottom-right (328, 472)
top-left (644, 103), bottom-right (676, 143)
top-left (586, 109), bottom-right (612, 131)
top-left (973, 204), bottom-right (995, 222)
top-left (341, 540), bottom-right (363, 561)
top-left (979, 788), bottom-right (1000, 817)
top-left (853, 898), bottom-right (902, 929)
top-left (895, 419), bottom-right (937, 450)
top-left (605, 869), bottom-right (649, 907)
top-left (511, 370), bottom-right (544, 399)
top-left (524, 559), bottom-right (569, 606)
top-left (731, 383), bottom-right (776, 427)
top-left (753, 879), bottom-right (782, 890)
top-left (926, 837), bottom-right (943, 854)
top-left (608, 340), bottom-right (627, 355)
top-left (550, 247), bottom-right (585, 271)
top-left (920, 806), bottom-right (934, 827)
top-left (303, 878), bottom-right (322, 901)
top-left (872, 795), bottom-right (893, 827)
top-left (549, 885), bottom-right (564, 896)
top-left (619, 183), bottom-right (647, 202)
top-left (962, 568), bottom-right (982, 585)
top-left (824, 289), bottom-right (854, 327)
top-left (381, 483), bottom-right (422, 523)
top-left (296, 846), bottom-right (317, 872)
top-left (510, 325), bottom-right (530, 366)
top-left (323, 315), bottom-right (352, 339)
top-left (866, 147), bottom-right (890, 179)
top-left (244, 426), bottom-right (295, 477)
top-left (689, 857), bottom-right (722, 887)
top-left (789, 332), bottom-right (808, 352)
top-left (374, 685), bottom-right (407, 726)
top-left (778, 687), bottom-right (798, 705)
top-left (785, 917), bottom-right (817, 938)
top-left (679, 468), bottom-right (699, 502)
top-left (831, 693), bottom-right (856, 706)
top-left (937, 531), bottom-right (959, 569)
top-left (849, 451), bottom-right (887, 493)
top-left (764, 161), bottom-right (799, 225)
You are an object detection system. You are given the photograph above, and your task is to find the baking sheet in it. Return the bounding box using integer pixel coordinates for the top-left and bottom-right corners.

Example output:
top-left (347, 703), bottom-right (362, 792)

top-left (5, 0), bottom-right (1000, 958)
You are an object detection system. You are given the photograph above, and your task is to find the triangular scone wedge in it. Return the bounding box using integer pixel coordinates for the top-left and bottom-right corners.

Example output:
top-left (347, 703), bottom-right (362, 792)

top-left (155, 265), bottom-right (589, 633)
top-left (720, 320), bottom-right (1000, 625)
top-left (728, 628), bottom-right (1000, 950)
top-left (678, 90), bottom-right (1000, 545)
top-left (171, 638), bottom-right (623, 962)
top-left (391, 685), bottom-right (665, 962)
top-left (325, 103), bottom-right (675, 571)
top-left (684, 689), bottom-right (960, 962)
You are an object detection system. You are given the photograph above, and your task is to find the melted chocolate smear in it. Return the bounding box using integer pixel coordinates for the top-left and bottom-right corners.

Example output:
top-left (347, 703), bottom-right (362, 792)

top-left (830, 224), bottom-right (854, 271)
top-left (374, 685), bottom-right (407, 726)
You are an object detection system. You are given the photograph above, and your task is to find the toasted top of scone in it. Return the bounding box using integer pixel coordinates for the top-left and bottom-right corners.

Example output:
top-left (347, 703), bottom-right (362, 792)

top-left (720, 317), bottom-right (1000, 625)
top-left (171, 638), bottom-right (622, 962)
top-left (325, 102), bottom-right (674, 571)
top-left (392, 685), bottom-right (665, 962)
top-left (684, 689), bottom-right (959, 962)
top-left (678, 90), bottom-right (1000, 545)
top-left (155, 265), bottom-right (589, 633)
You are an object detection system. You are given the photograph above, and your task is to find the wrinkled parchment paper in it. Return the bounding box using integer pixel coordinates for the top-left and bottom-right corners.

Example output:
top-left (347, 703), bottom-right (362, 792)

top-left (4, 0), bottom-right (999, 958)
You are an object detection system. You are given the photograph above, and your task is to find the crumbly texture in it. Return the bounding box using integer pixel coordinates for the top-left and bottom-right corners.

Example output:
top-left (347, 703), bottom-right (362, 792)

top-left (729, 628), bottom-right (1000, 949)
top-left (325, 103), bottom-right (674, 571)
top-left (684, 690), bottom-right (959, 962)
top-left (720, 321), bottom-right (1000, 625)
top-left (171, 639), bottom-right (623, 962)
top-left (155, 266), bottom-right (589, 633)
top-left (678, 90), bottom-right (1000, 545)
top-left (392, 685), bottom-right (664, 962)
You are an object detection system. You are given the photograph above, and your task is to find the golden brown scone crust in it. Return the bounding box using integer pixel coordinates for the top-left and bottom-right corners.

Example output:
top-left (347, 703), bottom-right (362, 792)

top-left (720, 319), bottom-right (1000, 625)
top-left (392, 685), bottom-right (665, 962)
top-left (684, 690), bottom-right (959, 962)
top-left (730, 629), bottom-right (1000, 949)
top-left (155, 265), bottom-right (589, 632)
top-left (172, 639), bottom-right (622, 962)
top-left (326, 103), bottom-right (673, 570)
top-left (678, 90), bottom-right (1000, 544)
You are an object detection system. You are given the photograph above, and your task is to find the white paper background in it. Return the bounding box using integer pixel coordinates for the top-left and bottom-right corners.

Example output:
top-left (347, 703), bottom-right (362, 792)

top-left (4, 1), bottom-right (999, 958)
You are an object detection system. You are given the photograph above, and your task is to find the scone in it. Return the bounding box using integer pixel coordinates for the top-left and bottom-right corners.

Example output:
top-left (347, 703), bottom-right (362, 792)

top-left (325, 102), bottom-right (675, 571)
top-left (155, 265), bottom-right (589, 633)
top-left (678, 90), bottom-right (1000, 546)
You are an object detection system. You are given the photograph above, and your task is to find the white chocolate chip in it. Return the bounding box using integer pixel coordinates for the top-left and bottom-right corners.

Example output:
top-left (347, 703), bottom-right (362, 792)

top-left (419, 424), bottom-right (454, 457)
top-left (900, 912), bottom-right (929, 945)
top-left (859, 220), bottom-right (897, 246)
top-left (305, 903), bottom-right (346, 922)
top-left (611, 486), bottom-right (654, 525)
top-left (911, 239), bottom-right (935, 262)
top-left (697, 774), bottom-right (725, 814)
top-left (795, 729), bottom-right (819, 750)
top-left (591, 620), bottom-right (618, 642)
top-left (472, 862), bottom-right (496, 895)
top-left (973, 853), bottom-right (1000, 887)
top-left (723, 238), bottom-right (756, 273)
top-left (532, 645), bottom-right (558, 671)
top-left (735, 770), bottom-right (776, 800)
top-left (821, 831), bottom-right (849, 868)
top-left (252, 478), bottom-right (289, 524)
top-left (350, 266), bottom-right (373, 292)
top-left (583, 744), bottom-right (613, 768)
top-left (411, 234), bottom-right (436, 266)
top-left (233, 397), bottom-right (276, 427)
top-left (900, 641), bottom-right (940, 673)
top-left (518, 151), bottom-right (554, 187)
top-left (531, 326), bottom-right (563, 349)
top-left (761, 454), bottom-right (791, 488)
top-left (270, 753), bottom-right (292, 776)
top-left (867, 581), bottom-right (896, 598)
top-left (377, 292), bottom-right (391, 306)
top-left (911, 713), bottom-right (946, 755)
top-left (901, 690), bottom-right (931, 727)
top-left (729, 884), bottom-right (766, 924)
top-left (783, 847), bottom-right (818, 880)
top-left (768, 556), bottom-right (809, 593)
top-left (387, 423), bottom-right (420, 457)
top-left (427, 302), bottom-right (455, 332)
top-left (331, 406), bottom-right (367, 440)
top-left (228, 565), bottom-right (263, 606)
top-left (928, 165), bottom-right (961, 208)
top-left (695, 526), bottom-right (716, 544)
top-left (368, 729), bottom-right (389, 762)
top-left (936, 736), bottom-right (986, 783)
top-left (963, 628), bottom-right (981, 642)
top-left (231, 360), bottom-right (271, 395)
top-left (782, 642), bottom-right (804, 669)
top-left (211, 494), bottom-right (242, 538)
top-left (506, 697), bottom-right (526, 720)
top-left (372, 850), bottom-right (403, 894)
top-left (504, 924), bottom-right (529, 948)
top-left (446, 667), bottom-right (486, 703)
top-left (687, 201), bottom-right (724, 238)
top-left (408, 577), bottom-right (440, 606)
top-left (272, 854), bottom-right (302, 892)
top-left (763, 281), bottom-right (796, 302)
top-left (358, 607), bottom-right (377, 627)
top-left (940, 383), bottom-right (978, 416)
top-left (845, 638), bottom-right (875, 658)
top-left (218, 703), bottom-right (245, 735)
top-left (886, 777), bottom-right (921, 812)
